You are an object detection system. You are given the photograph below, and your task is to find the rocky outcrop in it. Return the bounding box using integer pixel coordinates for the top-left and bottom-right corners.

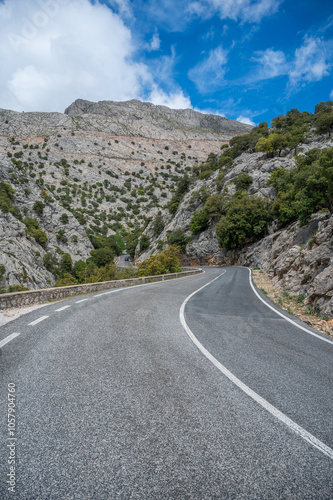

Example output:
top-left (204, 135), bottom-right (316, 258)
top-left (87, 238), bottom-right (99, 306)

top-left (64, 99), bottom-right (252, 140)
top-left (0, 99), bottom-right (251, 140)
top-left (238, 214), bottom-right (333, 317)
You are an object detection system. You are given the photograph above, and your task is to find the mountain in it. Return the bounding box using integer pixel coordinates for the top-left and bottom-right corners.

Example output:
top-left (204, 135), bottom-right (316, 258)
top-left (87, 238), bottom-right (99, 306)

top-left (0, 99), bottom-right (251, 291)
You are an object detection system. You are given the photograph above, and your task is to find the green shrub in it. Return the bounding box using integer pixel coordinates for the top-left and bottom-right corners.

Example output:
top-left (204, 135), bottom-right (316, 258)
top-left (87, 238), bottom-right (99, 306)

top-left (0, 181), bottom-right (21, 219)
top-left (7, 284), bottom-right (29, 293)
top-left (23, 217), bottom-right (48, 247)
top-left (138, 245), bottom-right (181, 276)
top-left (43, 252), bottom-right (58, 273)
top-left (233, 173), bottom-right (253, 191)
top-left (60, 213), bottom-right (69, 224)
top-left (0, 265), bottom-right (5, 281)
top-left (33, 200), bottom-right (45, 214)
top-left (167, 174), bottom-right (190, 214)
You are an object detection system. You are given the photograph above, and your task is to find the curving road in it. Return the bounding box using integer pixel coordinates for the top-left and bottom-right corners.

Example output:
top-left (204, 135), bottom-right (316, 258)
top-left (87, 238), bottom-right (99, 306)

top-left (0, 267), bottom-right (332, 498)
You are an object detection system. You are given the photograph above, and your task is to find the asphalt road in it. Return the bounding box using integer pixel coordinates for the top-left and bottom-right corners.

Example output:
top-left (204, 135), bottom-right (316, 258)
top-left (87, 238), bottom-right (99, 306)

top-left (0, 267), bottom-right (332, 499)
top-left (117, 254), bottom-right (132, 267)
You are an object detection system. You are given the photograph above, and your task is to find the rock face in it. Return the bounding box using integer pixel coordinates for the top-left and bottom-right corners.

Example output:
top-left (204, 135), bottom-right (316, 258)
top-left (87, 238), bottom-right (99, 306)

top-left (64, 99), bottom-right (252, 139)
top-left (0, 99), bottom-right (251, 290)
top-left (238, 214), bottom-right (333, 318)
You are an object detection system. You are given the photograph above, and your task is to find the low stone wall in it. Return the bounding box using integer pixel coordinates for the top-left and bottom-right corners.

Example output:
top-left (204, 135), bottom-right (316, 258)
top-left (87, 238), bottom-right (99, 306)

top-left (0, 268), bottom-right (202, 310)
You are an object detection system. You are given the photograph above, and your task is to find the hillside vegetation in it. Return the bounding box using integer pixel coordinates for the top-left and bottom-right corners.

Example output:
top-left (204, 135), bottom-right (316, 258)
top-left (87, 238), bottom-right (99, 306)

top-left (138, 101), bottom-right (333, 319)
top-left (147, 101), bottom-right (333, 253)
top-left (0, 100), bottom-right (251, 291)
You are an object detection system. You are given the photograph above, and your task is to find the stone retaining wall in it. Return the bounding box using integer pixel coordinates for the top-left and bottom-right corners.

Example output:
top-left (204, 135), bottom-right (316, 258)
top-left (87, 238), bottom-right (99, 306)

top-left (0, 269), bottom-right (202, 310)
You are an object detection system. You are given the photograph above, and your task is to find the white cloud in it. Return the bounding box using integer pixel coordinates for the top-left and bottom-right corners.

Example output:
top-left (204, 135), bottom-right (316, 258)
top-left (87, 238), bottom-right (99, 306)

top-left (188, 46), bottom-right (228, 93)
top-left (330, 89), bottom-right (333, 100)
top-left (237, 115), bottom-right (255, 126)
top-left (251, 48), bottom-right (287, 79)
top-left (148, 86), bottom-right (192, 109)
top-left (188, 0), bottom-right (282, 23)
top-left (194, 106), bottom-right (225, 116)
top-left (148, 32), bottom-right (161, 51)
top-left (288, 36), bottom-right (331, 87)
top-left (0, 0), bottom-right (185, 112)
top-left (249, 37), bottom-right (332, 91)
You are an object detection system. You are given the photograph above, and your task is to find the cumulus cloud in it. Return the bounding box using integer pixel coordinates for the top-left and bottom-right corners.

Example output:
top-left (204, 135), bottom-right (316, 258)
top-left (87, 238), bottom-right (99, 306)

top-left (148, 86), bottom-right (192, 109)
top-left (188, 0), bottom-right (283, 23)
top-left (188, 46), bottom-right (228, 93)
top-left (288, 36), bottom-right (331, 87)
top-left (0, 0), bottom-right (185, 112)
top-left (237, 115), bottom-right (255, 125)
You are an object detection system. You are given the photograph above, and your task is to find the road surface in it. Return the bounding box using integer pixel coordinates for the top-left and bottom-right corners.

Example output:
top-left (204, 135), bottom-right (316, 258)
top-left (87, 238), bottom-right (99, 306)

top-left (0, 267), bottom-right (332, 498)
top-left (117, 254), bottom-right (132, 267)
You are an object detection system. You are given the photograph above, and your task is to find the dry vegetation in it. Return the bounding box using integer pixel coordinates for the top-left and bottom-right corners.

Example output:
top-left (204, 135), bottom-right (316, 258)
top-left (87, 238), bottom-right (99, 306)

top-left (251, 269), bottom-right (333, 338)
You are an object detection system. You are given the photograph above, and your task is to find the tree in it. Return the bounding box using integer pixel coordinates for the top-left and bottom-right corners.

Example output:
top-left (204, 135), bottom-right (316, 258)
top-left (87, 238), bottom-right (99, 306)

top-left (190, 210), bottom-right (208, 235)
top-left (139, 235), bottom-right (150, 252)
top-left (167, 229), bottom-right (190, 253)
top-left (204, 193), bottom-right (223, 219)
top-left (90, 247), bottom-right (115, 267)
top-left (60, 253), bottom-right (73, 275)
top-left (255, 136), bottom-right (275, 156)
top-left (216, 194), bottom-right (272, 250)
top-left (152, 213), bottom-right (164, 235)
top-left (315, 113), bottom-right (333, 137)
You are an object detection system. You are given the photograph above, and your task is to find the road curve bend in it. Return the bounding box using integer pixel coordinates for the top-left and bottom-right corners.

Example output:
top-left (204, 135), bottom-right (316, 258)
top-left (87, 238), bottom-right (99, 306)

top-left (0, 267), bottom-right (332, 498)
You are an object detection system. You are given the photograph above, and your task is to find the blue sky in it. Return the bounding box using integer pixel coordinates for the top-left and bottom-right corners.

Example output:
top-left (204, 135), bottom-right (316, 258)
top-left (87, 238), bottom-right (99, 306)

top-left (0, 0), bottom-right (332, 125)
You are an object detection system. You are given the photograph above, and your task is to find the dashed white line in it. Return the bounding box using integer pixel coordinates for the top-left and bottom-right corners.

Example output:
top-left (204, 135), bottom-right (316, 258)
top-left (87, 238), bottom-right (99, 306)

top-left (55, 305), bottom-right (71, 312)
top-left (28, 316), bottom-right (49, 326)
top-left (179, 270), bottom-right (333, 460)
top-left (0, 332), bottom-right (21, 349)
top-left (75, 298), bottom-right (89, 304)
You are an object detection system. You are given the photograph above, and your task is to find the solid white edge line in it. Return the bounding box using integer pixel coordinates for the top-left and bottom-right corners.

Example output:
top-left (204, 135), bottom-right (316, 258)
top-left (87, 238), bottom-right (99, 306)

top-left (247, 267), bottom-right (333, 345)
top-left (28, 315), bottom-right (49, 326)
top-left (0, 332), bottom-right (21, 349)
top-left (75, 299), bottom-right (89, 304)
top-left (179, 269), bottom-right (333, 461)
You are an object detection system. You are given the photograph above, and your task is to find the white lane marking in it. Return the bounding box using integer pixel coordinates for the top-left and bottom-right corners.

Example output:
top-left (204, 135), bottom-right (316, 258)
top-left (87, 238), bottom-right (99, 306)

top-left (247, 268), bottom-right (333, 345)
top-left (28, 316), bottom-right (49, 326)
top-left (75, 298), bottom-right (89, 304)
top-left (0, 332), bottom-right (21, 349)
top-left (179, 270), bottom-right (333, 460)
top-left (95, 293), bottom-right (107, 297)
top-left (55, 305), bottom-right (71, 312)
